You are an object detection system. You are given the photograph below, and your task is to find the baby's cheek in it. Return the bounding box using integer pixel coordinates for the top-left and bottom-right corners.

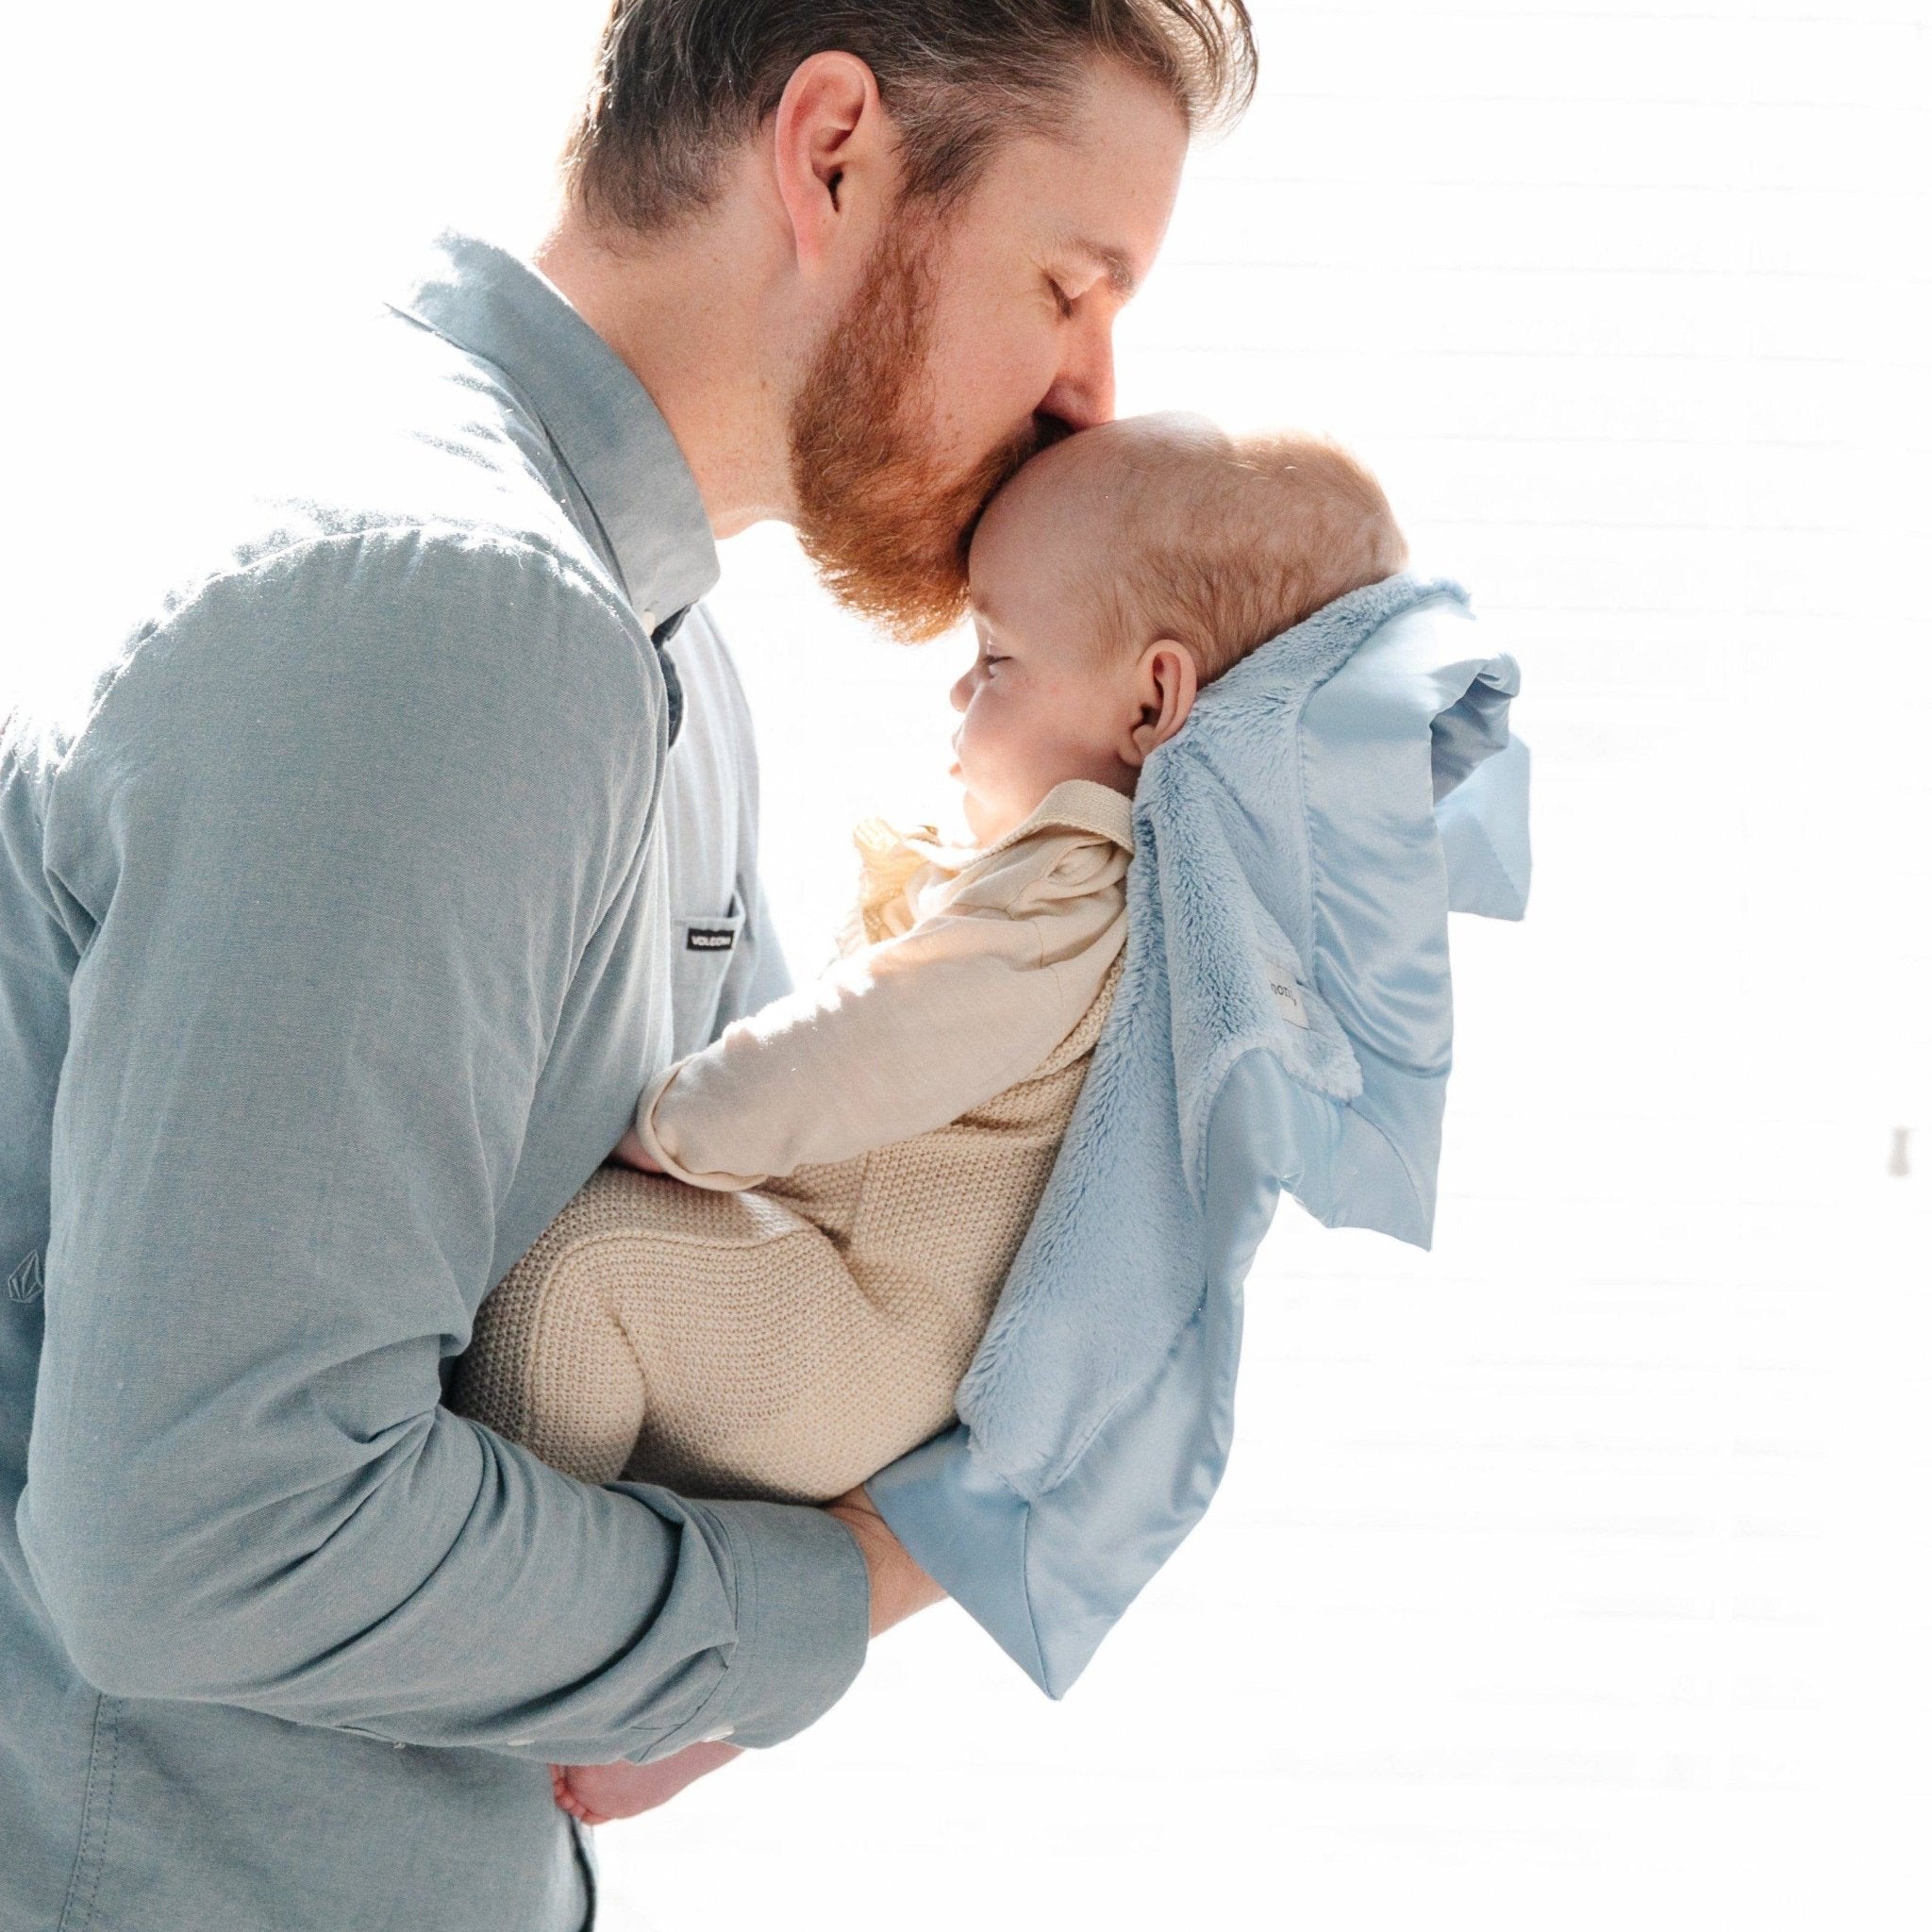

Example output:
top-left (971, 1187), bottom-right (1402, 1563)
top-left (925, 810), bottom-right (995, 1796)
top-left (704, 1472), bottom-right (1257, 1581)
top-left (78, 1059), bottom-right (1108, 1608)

top-left (961, 700), bottom-right (1010, 771)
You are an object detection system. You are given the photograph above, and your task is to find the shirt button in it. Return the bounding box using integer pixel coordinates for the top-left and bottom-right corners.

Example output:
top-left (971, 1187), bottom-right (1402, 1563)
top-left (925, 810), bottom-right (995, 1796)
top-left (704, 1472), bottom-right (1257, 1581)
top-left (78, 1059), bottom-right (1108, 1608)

top-left (637, 609), bottom-right (657, 633)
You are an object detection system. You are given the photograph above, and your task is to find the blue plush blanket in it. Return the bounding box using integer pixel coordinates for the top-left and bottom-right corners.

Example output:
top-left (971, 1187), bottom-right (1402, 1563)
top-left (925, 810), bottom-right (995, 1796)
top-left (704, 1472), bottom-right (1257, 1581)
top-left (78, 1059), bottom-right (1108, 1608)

top-left (867, 574), bottom-right (1530, 1695)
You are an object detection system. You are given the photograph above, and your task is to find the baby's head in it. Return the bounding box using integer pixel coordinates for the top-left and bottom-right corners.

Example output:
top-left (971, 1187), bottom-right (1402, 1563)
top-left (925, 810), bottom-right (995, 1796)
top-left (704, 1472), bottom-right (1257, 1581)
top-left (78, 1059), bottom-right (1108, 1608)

top-left (949, 413), bottom-right (1407, 844)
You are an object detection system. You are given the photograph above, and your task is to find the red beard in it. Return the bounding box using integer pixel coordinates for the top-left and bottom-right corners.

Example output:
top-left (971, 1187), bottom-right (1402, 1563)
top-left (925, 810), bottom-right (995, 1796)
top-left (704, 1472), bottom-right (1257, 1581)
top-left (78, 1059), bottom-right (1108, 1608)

top-left (789, 212), bottom-right (1046, 642)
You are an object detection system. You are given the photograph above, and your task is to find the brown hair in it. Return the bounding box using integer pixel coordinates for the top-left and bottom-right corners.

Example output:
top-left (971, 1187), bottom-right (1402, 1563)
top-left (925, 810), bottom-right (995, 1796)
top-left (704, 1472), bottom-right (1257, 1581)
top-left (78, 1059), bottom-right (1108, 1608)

top-left (561, 0), bottom-right (1257, 232)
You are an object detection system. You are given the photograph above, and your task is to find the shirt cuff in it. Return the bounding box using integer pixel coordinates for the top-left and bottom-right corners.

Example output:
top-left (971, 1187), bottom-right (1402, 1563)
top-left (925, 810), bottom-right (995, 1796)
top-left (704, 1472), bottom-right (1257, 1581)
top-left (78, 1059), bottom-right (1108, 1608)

top-left (625, 1493), bottom-right (872, 1757)
top-left (635, 1062), bottom-right (769, 1191)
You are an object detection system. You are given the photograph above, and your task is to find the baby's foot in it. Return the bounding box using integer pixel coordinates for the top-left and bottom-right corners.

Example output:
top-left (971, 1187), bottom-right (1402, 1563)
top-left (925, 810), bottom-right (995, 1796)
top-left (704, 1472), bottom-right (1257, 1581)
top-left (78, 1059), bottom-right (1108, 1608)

top-left (551, 1741), bottom-right (743, 1825)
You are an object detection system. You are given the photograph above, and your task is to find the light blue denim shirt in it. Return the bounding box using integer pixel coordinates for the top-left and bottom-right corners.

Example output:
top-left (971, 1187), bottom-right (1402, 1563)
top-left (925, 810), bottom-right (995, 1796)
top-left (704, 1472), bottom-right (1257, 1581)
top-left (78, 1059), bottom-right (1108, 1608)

top-left (0, 231), bottom-right (870, 1931)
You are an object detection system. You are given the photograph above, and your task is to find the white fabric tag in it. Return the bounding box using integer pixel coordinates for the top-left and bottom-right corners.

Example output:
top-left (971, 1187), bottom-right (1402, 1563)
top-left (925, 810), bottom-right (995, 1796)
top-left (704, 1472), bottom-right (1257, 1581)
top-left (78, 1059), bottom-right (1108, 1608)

top-left (1267, 969), bottom-right (1308, 1028)
top-left (1250, 906), bottom-right (1315, 1033)
top-left (1256, 939), bottom-right (1310, 1029)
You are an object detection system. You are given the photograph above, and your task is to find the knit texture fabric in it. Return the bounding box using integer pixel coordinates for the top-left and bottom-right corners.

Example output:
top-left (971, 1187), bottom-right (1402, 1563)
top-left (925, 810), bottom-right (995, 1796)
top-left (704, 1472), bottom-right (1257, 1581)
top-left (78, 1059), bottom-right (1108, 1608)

top-left (449, 954), bottom-right (1121, 1502)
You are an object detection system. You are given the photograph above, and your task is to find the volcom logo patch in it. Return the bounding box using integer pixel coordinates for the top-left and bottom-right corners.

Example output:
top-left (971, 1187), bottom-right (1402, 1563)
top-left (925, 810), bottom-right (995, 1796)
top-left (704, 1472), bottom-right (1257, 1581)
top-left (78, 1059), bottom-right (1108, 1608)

top-left (686, 927), bottom-right (737, 952)
top-left (8, 1250), bottom-right (44, 1304)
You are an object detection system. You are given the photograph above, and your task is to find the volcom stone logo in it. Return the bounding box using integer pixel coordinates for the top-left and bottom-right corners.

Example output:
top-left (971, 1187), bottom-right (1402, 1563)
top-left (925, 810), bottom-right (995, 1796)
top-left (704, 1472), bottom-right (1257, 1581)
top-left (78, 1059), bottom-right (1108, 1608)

top-left (8, 1250), bottom-right (44, 1304)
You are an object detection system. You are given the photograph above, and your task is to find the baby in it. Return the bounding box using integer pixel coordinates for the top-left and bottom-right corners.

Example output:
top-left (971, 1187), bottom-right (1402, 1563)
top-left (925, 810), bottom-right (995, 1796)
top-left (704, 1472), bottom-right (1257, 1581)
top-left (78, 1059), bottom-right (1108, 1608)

top-left (448, 412), bottom-right (1406, 1823)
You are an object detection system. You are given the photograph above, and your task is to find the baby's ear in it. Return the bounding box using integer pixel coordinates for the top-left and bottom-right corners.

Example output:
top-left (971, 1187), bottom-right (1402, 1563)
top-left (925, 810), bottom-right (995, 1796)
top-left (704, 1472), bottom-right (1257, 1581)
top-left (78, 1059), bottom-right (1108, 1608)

top-left (1123, 641), bottom-right (1198, 767)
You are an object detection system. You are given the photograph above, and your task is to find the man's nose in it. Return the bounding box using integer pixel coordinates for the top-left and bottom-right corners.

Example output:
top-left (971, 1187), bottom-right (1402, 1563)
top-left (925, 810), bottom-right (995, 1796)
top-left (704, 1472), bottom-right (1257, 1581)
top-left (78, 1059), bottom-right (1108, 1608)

top-left (1037, 315), bottom-right (1118, 433)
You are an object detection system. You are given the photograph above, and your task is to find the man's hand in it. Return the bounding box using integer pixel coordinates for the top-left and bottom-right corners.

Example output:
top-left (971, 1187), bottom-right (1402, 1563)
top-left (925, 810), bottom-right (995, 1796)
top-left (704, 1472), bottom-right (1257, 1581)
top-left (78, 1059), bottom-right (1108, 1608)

top-left (550, 1485), bottom-right (942, 1824)
top-left (610, 1124), bottom-right (664, 1173)
top-left (552, 1743), bottom-right (742, 1825)
top-left (822, 1482), bottom-right (947, 1638)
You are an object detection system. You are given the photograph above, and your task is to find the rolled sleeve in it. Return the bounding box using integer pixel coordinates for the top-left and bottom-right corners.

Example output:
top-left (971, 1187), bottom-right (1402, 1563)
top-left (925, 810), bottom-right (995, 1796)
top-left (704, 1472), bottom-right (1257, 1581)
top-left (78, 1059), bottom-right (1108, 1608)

top-left (596, 1493), bottom-right (872, 1760)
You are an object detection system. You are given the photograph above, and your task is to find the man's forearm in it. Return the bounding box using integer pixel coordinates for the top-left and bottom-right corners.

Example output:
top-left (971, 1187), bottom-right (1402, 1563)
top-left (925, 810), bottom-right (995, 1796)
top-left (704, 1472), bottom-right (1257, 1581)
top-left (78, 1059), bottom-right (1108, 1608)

top-left (824, 1484), bottom-right (948, 1637)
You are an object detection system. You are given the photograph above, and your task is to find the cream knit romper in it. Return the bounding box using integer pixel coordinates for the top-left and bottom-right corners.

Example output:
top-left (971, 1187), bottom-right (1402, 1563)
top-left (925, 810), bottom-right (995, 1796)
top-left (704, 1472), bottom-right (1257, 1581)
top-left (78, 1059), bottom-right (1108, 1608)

top-left (449, 780), bottom-right (1133, 1505)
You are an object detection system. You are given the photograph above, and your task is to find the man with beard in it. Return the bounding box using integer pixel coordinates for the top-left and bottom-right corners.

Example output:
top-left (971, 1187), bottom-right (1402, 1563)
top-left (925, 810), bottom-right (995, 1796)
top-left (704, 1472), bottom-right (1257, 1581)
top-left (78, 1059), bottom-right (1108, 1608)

top-left (0, 3), bottom-right (1255, 1926)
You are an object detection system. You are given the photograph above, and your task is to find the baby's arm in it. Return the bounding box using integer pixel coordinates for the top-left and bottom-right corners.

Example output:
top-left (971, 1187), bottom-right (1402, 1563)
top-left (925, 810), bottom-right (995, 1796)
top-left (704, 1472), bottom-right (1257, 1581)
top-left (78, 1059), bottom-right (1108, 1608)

top-left (634, 878), bottom-right (1124, 1189)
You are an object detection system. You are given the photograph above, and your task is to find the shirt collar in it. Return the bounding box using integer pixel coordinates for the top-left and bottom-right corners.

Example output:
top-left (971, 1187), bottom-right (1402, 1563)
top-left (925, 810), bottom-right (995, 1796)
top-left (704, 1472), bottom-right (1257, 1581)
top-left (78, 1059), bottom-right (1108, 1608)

top-left (384, 229), bottom-right (720, 625)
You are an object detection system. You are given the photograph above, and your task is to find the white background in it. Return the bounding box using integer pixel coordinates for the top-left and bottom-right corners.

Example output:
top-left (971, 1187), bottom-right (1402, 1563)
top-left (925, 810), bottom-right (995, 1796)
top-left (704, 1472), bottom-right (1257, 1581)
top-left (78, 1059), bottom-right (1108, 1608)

top-left (6, 4), bottom-right (1930, 1928)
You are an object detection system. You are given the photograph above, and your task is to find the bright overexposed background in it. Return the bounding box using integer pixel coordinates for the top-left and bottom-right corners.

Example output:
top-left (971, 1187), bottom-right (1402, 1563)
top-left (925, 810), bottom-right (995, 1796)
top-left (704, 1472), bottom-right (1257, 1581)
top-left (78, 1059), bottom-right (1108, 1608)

top-left (7, 4), bottom-right (1929, 1928)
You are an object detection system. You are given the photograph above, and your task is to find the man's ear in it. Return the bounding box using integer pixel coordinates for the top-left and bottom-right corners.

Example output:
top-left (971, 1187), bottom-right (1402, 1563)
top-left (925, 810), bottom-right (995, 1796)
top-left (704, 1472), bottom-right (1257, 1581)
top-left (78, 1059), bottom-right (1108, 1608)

top-left (1123, 641), bottom-right (1198, 767)
top-left (770, 52), bottom-right (889, 275)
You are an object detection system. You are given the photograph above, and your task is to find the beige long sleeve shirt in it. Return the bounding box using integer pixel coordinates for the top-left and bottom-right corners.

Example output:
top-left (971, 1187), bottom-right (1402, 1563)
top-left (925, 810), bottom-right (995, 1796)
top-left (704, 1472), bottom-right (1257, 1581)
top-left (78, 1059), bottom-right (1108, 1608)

top-left (635, 778), bottom-right (1135, 1190)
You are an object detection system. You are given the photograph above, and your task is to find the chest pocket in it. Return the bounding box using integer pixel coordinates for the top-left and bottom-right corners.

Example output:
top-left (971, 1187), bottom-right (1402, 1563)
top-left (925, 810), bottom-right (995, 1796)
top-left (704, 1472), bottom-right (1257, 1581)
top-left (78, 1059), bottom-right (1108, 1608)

top-left (670, 894), bottom-right (746, 1058)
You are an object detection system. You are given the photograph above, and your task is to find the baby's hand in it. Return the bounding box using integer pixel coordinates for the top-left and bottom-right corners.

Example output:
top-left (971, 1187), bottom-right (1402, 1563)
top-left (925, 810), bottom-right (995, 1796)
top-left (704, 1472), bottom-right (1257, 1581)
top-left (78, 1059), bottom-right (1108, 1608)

top-left (550, 1740), bottom-right (743, 1825)
top-left (610, 1124), bottom-right (664, 1174)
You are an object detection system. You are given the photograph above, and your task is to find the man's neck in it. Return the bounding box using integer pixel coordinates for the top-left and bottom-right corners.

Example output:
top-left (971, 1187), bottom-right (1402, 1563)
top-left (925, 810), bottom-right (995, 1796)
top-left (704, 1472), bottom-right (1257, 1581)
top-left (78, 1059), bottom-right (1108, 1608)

top-left (529, 205), bottom-right (798, 540)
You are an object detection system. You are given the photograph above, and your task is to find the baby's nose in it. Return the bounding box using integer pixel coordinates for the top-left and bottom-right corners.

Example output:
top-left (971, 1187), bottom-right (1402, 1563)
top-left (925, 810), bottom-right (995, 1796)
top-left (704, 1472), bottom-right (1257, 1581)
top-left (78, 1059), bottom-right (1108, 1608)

top-left (948, 672), bottom-right (972, 713)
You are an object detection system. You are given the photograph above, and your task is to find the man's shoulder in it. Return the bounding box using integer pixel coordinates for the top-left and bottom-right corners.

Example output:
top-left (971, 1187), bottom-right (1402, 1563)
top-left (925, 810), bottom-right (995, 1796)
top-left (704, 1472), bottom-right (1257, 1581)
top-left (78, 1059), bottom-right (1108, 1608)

top-left (14, 301), bottom-right (687, 808)
top-left (35, 533), bottom-right (648, 837)
top-left (54, 510), bottom-right (645, 772)
top-left (190, 514), bottom-right (636, 650)
top-left (208, 310), bottom-right (628, 616)
top-left (87, 315), bottom-right (647, 706)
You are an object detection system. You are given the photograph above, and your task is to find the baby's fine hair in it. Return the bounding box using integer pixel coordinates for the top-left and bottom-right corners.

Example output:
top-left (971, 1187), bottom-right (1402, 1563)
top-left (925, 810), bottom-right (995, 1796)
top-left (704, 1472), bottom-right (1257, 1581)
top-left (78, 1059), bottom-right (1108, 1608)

top-left (1081, 415), bottom-right (1408, 684)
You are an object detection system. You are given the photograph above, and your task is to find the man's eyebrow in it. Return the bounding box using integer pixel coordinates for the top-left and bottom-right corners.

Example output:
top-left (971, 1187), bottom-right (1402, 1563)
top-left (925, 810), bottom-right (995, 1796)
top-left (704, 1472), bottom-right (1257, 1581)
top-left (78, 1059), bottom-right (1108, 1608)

top-left (1064, 235), bottom-right (1140, 301)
